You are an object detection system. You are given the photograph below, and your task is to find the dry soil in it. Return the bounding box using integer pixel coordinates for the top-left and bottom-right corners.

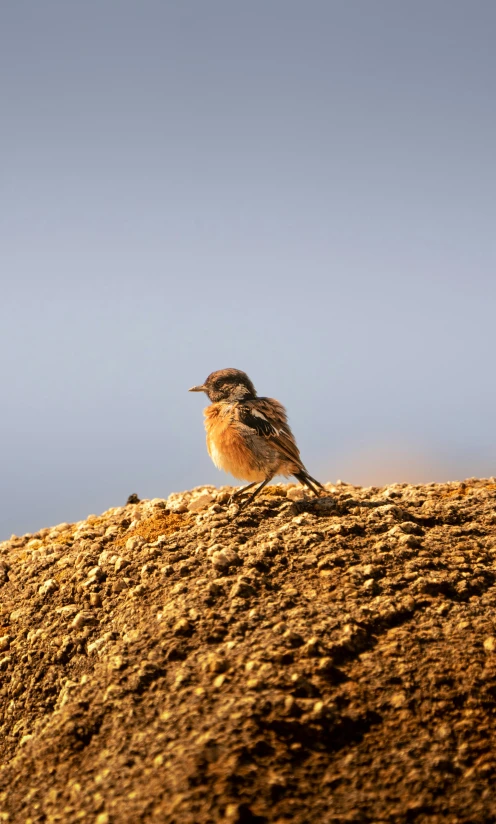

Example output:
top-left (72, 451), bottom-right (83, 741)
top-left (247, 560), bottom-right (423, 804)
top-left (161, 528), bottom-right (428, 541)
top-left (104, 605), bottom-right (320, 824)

top-left (1, 478), bottom-right (496, 823)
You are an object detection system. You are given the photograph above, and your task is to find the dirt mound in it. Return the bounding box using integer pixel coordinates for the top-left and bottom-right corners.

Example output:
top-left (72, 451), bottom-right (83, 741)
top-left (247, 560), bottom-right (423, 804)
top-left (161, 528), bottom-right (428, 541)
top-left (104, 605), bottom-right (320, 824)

top-left (1, 478), bottom-right (496, 823)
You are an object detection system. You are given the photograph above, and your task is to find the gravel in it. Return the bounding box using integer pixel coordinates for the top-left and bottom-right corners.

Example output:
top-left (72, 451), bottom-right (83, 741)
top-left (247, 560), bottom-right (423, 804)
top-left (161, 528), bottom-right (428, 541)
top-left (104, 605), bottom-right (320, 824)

top-left (0, 478), bottom-right (496, 822)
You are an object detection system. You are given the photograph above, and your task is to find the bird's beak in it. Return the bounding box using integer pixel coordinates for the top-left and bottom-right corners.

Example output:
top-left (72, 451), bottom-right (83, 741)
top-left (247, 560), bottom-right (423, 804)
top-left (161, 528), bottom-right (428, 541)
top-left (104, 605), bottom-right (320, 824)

top-left (188, 384), bottom-right (206, 393)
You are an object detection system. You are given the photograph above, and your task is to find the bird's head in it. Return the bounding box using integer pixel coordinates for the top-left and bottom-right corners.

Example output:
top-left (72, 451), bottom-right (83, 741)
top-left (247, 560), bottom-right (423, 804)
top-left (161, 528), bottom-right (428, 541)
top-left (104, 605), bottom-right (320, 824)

top-left (189, 368), bottom-right (257, 403)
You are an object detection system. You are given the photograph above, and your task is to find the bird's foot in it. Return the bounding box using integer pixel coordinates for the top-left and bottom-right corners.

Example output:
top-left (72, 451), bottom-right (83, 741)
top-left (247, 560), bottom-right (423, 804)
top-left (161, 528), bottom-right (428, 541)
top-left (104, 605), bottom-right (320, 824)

top-left (227, 484), bottom-right (257, 507)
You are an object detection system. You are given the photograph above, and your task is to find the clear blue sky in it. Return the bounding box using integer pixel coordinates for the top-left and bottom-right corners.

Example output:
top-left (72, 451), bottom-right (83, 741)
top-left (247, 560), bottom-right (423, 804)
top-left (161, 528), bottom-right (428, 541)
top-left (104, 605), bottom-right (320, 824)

top-left (1, 1), bottom-right (495, 538)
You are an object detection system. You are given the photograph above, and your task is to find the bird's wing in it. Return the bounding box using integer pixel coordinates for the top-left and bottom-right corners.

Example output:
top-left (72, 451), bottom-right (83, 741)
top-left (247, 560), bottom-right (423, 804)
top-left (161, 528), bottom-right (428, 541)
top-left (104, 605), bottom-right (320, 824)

top-left (236, 398), bottom-right (303, 468)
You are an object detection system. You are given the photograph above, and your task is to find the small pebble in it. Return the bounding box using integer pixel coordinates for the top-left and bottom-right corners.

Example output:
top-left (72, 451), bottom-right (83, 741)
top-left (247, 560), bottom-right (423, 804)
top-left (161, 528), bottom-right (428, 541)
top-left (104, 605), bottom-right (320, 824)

top-left (187, 493), bottom-right (214, 512)
top-left (38, 579), bottom-right (58, 596)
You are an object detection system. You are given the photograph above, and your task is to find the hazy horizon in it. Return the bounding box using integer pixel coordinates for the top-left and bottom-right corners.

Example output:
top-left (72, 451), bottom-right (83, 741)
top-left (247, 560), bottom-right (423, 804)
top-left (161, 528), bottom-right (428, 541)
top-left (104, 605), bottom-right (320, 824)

top-left (2, 1), bottom-right (495, 538)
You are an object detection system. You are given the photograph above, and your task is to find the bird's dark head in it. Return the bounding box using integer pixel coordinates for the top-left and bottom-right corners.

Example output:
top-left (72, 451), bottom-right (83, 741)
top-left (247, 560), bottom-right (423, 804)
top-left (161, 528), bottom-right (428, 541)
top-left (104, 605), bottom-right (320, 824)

top-left (189, 368), bottom-right (257, 403)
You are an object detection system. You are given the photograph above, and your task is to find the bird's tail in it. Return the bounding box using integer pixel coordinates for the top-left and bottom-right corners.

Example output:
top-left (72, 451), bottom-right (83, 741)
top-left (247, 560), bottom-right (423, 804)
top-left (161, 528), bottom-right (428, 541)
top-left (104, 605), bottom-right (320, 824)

top-left (294, 470), bottom-right (325, 497)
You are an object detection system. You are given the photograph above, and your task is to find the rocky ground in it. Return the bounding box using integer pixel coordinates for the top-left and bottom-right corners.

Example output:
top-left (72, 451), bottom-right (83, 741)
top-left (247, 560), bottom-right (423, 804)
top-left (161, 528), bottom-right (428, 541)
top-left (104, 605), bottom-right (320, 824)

top-left (1, 478), bottom-right (496, 823)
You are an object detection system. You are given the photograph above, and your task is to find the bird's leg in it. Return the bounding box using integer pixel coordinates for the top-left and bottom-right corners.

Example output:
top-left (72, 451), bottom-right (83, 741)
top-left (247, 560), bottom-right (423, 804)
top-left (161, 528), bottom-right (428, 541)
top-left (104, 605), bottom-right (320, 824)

top-left (236, 477), bottom-right (272, 512)
top-left (228, 482), bottom-right (258, 505)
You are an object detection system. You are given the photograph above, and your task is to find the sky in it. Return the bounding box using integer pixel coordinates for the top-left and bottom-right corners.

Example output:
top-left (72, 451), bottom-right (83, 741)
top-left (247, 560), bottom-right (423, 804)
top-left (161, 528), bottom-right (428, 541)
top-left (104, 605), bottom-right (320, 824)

top-left (1, 1), bottom-right (495, 539)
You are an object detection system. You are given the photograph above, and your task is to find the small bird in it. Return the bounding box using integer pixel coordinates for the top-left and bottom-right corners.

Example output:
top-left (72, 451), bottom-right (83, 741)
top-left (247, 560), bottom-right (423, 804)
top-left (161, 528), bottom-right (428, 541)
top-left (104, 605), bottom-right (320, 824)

top-left (189, 368), bottom-right (325, 510)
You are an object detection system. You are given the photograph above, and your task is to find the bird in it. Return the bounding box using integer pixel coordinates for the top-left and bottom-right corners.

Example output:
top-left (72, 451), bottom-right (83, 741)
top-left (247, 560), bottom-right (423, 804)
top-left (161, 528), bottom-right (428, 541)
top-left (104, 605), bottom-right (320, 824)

top-left (189, 368), bottom-right (325, 510)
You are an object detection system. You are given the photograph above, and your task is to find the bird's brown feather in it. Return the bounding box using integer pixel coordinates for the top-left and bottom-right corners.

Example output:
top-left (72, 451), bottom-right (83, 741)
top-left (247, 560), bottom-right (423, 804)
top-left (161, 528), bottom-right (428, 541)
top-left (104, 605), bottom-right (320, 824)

top-left (238, 397), bottom-right (304, 471)
top-left (204, 404), bottom-right (266, 481)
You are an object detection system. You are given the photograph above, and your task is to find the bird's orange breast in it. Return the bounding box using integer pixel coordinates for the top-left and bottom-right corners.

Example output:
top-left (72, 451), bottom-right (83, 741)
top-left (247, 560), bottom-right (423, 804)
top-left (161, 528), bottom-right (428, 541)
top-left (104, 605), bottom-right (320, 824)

top-left (203, 404), bottom-right (265, 482)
